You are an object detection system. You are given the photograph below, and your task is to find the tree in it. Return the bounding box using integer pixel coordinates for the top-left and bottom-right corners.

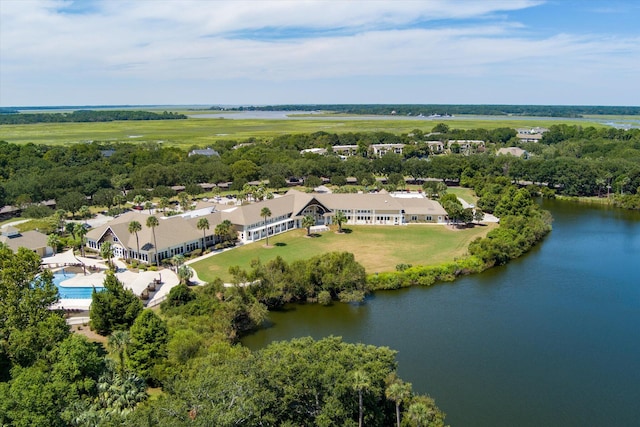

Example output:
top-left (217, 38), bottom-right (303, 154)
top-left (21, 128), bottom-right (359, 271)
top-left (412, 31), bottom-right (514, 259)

top-left (407, 402), bottom-right (431, 427)
top-left (100, 241), bottom-right (114, 269)
top-left (386, 379), bottom-right (412, 427)
top-left (76, 223), bottom-right (88, 257)
top-left (0, 247), bottom-right (68, 374)
top-left (334, 211), bottom-right (347, 233)
top-left (158, 196), bottom-right (170, 213)
top-left (474, 208), bottom-right (485, 224)
top-left (197, 217), bottom-right (210, 250)
top-left (260, 207), bottom-right (272, 246)
top-left (178, 192), bottom-right (190, 211)
top-left (177, 265), bottom-right (193, 285)
top-left (108, 330), bottom-right (131, 376)
top-left (133, 194), bottom-right (146, 209)
top-left (144, 201), bottom-right (153, 215)
top-left (90, 272), bottom-right (143, 336)
top-left (47, 233), bottom-right (61, 254)
top-left (352, 370), bottom-right (371, 427)
top-left (214, 219), bottom-right (236, 246)
top-left (302, 215), bottom-right (315, 236)
top-left (127, 310), bottom-right (168, 383)
top-left (78, 205), bottom-right (91, 219)
top-left (57, 191), bottom-right (86, 217)
top-left (146, 216), bottom-right (160, 267)
top-left (128, 220), bottom-right (142, 261)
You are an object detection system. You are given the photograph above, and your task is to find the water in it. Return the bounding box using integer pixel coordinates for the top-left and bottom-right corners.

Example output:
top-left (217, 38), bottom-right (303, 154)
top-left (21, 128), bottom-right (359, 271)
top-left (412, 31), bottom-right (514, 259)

top-left (53, 271), bottom-right (104, 299)
top-left (242, 200), bottom-right (640, 426)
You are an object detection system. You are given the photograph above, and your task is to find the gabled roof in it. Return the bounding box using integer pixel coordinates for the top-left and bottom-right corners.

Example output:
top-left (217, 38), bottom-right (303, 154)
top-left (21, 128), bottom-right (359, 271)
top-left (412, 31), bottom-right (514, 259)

top-left (86, 211), bottom-right (203, 251)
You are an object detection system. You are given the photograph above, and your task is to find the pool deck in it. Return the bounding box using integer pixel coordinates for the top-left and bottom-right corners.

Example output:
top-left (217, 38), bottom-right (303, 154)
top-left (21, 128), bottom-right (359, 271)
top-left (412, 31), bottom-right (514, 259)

top-left (50, 258), bottom-right (181, 312)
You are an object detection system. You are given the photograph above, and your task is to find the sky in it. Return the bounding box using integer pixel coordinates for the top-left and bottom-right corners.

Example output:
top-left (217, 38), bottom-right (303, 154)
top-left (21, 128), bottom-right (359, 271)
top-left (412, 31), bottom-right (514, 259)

top-left (1, 0), bottom-right (639, 107)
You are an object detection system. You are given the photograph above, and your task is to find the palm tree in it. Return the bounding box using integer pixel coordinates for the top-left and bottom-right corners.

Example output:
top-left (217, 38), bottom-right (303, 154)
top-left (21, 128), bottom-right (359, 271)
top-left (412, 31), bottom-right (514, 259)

top-left (47, 233), bottom-right (60, 255)
top-left (407, 402), bottom-right (432, 427)
top-left (108, 330), bottom-right (130, 376)
top-left (100, 241), bottom-right (114, 269)
top-left (76, 224), bottom-right (88, 258)
top-left (260, 207), bottom-right (272, 246)
top-left (158, 196), bottom-right (170, 213)
top-left (128, 220), bottom-right (142, 261)
top-left (352, 370), bottom-right (370, 427)
top-left (133, 194), bottom-right (146, 209)
top-left (386, 381), bottom-right (412, 427)
top-left (178, 192), bottom-right (190, 211)
top-left (302, 215), bottom-right (315, 236)
top-left (144, 201), bottom-right (153, 215)
top-left (146, 216), bottom-right (159, 267)
top-left (196, 217), bottom-right (210, 250)
top-left (172, 254), bottom-right (185, 270)
top-left (177, 265), bottom-right (193, 285)
top-left (334, 211), bottom-right (347, 233)
top-left (214, 219), bottom-right (235, 246)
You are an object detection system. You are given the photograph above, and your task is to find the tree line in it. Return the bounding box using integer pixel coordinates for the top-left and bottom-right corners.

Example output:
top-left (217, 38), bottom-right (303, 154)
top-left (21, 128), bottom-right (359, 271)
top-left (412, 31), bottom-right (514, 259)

top-left (0, 110), bottom-right (187, 125)
top-left (226, 104), bottom-right (640, 117)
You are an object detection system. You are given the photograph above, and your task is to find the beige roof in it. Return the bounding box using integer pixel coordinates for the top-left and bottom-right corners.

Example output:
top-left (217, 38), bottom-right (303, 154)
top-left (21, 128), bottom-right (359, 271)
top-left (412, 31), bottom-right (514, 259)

top-left (317, 193), bottom-right (404, 211)
top-left (86, 211), bottom-right (203, 252)
top-left (0, 230), bottom-right (49, 252)
top-left (220, 193), bottom-right (309, 225)
top-left (497, 147), bottom-right (527, 157)
top-left (395, 198), bottom-right (448, 216)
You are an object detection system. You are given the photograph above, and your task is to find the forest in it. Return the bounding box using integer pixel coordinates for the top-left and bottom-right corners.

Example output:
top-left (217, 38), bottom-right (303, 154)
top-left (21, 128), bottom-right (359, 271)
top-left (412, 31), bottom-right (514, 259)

top-left (0, 123), bottom-right (638, 212)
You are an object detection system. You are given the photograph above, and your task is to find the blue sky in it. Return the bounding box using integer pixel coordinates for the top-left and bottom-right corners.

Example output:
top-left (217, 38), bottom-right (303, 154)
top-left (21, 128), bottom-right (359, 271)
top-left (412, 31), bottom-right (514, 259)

top-left (1, 0), bottom-right (638, 107)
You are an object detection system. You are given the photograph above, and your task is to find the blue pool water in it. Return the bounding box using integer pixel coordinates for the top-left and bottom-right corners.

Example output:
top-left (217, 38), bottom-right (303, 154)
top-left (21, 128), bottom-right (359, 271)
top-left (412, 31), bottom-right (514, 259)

top-left (53, 271), bottom-right (104, 299)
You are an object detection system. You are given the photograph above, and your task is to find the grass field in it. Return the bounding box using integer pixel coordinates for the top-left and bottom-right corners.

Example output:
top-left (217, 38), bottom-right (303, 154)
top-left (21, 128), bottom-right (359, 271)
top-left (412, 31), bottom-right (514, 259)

top-left (0, 115), bottom-right (606, 147)
top-left (190, 223), bottom-right (495, 283)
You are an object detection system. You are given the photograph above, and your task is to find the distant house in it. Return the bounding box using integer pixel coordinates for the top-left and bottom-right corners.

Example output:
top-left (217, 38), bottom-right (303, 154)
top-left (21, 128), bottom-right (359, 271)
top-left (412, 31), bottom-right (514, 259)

top-left (332, 145), bottom-right (359, 158)
top-left (425, 141), bottom-right (445, 154)
top-left (448, 140), bottom-right (485, 153)
top-left (497, 147), bottom-right (529, 159)
top-left (371, 143), bottom-right (405, 156)
top-left (188, 148), bottom-right (220, 157)
top-left (516, 127), bottom-right (547, 143)
top-left (300, 148), bottom-right (328, 155)
top-left (0, 226), bottom-right (52, 257)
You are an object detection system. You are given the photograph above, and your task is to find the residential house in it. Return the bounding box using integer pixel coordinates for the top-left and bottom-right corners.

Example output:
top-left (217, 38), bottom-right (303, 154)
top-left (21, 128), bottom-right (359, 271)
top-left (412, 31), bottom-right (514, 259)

top-left (0, 226), bottom-right (52, 257)
top-left (188, 148), bottom-right (220, 157)
top-left (370, 143), bottom-right (405, 156)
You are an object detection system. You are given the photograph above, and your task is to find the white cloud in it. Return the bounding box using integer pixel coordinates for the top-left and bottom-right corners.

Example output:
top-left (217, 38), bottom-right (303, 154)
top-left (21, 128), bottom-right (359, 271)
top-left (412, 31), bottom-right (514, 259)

top-left (1, 0), bottom-right (638, 105)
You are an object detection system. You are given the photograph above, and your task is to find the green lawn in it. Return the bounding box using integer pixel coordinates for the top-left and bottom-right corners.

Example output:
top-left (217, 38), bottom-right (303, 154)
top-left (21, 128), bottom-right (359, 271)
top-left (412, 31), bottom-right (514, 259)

top-left (191, 223), bottom-right (495, 283)
top-left (447, 187), bottom-right (477, 204)
top-left (0, 116), bottom-right (606, 147)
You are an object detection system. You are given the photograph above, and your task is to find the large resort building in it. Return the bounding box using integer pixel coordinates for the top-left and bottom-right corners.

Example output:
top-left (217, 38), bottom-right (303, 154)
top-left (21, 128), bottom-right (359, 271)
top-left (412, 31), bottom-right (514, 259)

top-left (86, 190), bottom-right (447, 265)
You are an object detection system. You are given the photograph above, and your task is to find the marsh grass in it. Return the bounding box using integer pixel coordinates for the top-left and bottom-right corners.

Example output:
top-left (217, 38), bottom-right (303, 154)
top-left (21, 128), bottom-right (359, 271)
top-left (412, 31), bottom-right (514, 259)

top-left (0, 116), bottom-right (604, 147)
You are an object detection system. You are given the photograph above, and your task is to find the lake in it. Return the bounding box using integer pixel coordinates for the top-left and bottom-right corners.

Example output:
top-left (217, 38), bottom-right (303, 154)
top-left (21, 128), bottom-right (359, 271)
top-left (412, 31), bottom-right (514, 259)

top-left (242, 200), bottom-right (640, 426)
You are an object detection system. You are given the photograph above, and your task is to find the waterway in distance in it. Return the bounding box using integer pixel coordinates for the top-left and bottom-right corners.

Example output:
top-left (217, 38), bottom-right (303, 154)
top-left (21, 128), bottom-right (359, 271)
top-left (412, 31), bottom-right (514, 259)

top-left (242, 200), bottom-right (640, 426)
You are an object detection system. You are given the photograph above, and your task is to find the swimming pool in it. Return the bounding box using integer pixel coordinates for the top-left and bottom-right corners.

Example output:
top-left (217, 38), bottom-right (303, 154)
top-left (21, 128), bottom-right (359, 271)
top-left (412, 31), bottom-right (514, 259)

top-left (52, 271), bottom-right (104, 299)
